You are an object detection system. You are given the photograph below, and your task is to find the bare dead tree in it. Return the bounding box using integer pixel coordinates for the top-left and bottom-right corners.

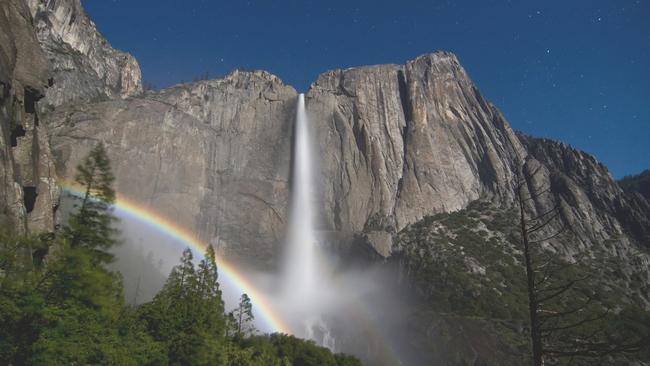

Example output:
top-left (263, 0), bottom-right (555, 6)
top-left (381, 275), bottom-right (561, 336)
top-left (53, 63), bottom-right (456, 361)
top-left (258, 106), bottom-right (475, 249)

top-left (515, 161), bottom-right (649, 366)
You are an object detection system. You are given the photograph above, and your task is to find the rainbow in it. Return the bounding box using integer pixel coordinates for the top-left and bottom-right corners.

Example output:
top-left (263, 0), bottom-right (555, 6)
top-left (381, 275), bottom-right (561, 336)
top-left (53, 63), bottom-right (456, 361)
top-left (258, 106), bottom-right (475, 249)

top-left (61, 180), bottom-right (403, 364)
top-left (60, 180), bottom-right (293, 335)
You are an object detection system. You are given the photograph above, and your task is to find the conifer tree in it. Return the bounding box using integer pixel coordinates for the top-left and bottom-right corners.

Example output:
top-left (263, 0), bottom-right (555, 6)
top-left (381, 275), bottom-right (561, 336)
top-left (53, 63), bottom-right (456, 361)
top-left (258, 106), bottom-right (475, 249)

top-left (196, 245), bottom-right (225, 332)
top-left (45, 143), bottom-right (121, 309)
top-left (515, 161), bottom-right (650, 365)
top-left (63, 142), bottom-right (117, 265)
top-left (229, 293), bottom-right (255, 338)
top-left (146, 248), bottom-right (196, 331)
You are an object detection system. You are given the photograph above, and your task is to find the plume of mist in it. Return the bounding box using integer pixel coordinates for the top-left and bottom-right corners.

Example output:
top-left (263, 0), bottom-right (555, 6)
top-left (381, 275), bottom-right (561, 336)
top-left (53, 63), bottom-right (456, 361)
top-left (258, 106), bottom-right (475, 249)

top-left (96, 196), bottom-right (419, 365)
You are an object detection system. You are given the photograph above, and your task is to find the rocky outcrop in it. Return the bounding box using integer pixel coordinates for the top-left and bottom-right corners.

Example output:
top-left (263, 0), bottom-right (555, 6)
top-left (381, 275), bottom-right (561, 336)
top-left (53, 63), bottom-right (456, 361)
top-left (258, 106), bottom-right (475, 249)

top-left (46, 52), bottom-right (532, 262)
top-left (49, 71), bottom-right (297, 264)
top-left (520, 135), bottom-right (650, 249)
top-left (307, 53), bottom-right (525, 251)
top-left (0, 0), bottom-right (59, 232)
top-left (307, 54), bottom-right (649, 254)
top-left (26, 0), bottom-right (142, 110)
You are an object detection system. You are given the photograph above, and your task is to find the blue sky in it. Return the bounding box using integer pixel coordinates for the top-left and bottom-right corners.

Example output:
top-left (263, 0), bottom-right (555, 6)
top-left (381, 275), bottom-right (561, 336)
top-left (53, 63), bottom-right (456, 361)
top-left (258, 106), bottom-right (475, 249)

top-left (83, 0), bottom-right (649, 178)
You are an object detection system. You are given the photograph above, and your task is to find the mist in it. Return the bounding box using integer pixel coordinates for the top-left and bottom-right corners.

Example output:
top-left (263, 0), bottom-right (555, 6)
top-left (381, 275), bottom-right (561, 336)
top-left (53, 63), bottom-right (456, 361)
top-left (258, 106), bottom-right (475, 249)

top-left (103, 209), bottom-right (418, 365)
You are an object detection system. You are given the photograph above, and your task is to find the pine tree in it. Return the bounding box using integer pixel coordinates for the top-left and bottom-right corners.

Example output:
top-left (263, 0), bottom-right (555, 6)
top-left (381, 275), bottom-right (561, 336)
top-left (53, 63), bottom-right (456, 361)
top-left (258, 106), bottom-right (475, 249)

top-left (3, 145), bottom-right (164, 364)
top-left (229, 293), bottom-right (254, 338)
top-left (63, 143), bottom-right (117, 265)
top-left (515, 161), bottom-right (650, 365)
top-left (140, 247), bottom-right (230, 364)
top-left (146, 248), bottom-right (196, 331)
top-left (196, 245), bottom-right (225, 333)
top-left (45, 143), bottom-right (121, 309)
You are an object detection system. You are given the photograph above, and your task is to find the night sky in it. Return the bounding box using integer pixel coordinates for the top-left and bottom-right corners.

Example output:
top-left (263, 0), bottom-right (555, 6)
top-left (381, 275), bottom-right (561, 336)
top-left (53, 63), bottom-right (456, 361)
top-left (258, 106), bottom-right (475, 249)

top-left (82, 0), bottom-right (649, 178)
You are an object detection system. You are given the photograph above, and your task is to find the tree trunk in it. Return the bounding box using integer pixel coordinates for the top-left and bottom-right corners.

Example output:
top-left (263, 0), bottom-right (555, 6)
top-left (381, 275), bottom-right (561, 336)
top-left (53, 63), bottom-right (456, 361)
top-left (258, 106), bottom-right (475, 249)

top-left (518, 179), bottom-right (544, 366)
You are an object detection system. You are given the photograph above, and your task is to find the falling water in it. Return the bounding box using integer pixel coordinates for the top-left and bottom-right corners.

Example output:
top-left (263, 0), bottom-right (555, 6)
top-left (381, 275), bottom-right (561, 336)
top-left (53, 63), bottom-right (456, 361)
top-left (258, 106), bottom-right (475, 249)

top-left (285, 93), bottom-right (317, 297)
top-left (283, 93), bottom-right (335, 350)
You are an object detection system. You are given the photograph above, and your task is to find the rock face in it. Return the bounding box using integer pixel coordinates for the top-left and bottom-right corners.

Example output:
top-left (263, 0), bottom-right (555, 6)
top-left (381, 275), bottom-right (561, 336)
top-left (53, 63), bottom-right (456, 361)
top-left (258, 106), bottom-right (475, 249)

top-left (306, 53), bottom-right (649, 257)
top-left (14, 0), bottom-right (643, 262)
top-left (46, 52), bottom-right (533, 263)
top-left (520, 135), bottom-right (650, 249)
top-left (44, 51), bottom-right (650, 262)
top-left (26, 0), bottom-right (142, 110)
top-left (306, 53), bottom-right (525, 255)
top-left (0, 0), bottom-right (59, 233)
top-left (49, 71), bottom-right (297, 264)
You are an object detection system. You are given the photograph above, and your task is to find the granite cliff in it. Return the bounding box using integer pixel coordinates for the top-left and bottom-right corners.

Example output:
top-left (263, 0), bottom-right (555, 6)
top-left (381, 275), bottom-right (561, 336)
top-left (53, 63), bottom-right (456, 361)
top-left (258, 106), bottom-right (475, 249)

top-left (13, 1), bottom-right (644, 263)
top-left (1, 0), bottom-right (649, 363)
top-left (49, 71), bottom-right (297, 263)
top-left (26, 0), bottom-right (142, 110)
top-left (0, 0), bottom-right (143, 235)
top-left (0, 0), bottom-right (58, 233)
top-left (43, 52), bottom-right (650, 266)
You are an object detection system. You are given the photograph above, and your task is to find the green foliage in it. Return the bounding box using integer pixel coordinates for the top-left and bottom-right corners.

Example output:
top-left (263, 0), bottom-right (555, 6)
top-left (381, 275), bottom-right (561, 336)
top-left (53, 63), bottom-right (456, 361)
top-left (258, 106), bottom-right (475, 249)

top-left (0, 145), bottom-right (163, 365)
top-left (397, 201), bottom-right (527, 320)
top-left (395, 199), bottom-right (650, 364)
top-left (30, 305), bottom-right (165, 366)
top-left (229, 293), bottom-right (255, 338)
top-left (237, 334), bottom-right (362, 366)
top-left (138, 248), bottom-right (361, 365)
top-left (0, 146), bottom-right (362, 365)
top-left (62, 142), bottom-right (118, 265)
top-left (139, 246), bottom-right (229, 365)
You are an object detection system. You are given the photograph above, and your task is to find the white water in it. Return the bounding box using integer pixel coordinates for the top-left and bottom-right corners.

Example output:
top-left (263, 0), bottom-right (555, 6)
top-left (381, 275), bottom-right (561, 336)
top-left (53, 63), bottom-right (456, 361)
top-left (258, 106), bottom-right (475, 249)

top-left (284, 93), bottom-right (318, 299)
top-left (282, 93), bottom-right (335, 349)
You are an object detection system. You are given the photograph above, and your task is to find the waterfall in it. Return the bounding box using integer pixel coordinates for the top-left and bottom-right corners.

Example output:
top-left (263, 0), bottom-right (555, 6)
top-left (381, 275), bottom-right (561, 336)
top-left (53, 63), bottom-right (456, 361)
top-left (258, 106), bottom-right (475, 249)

top-left (285, 93), bottom-right (317, 298)
top-left (282, 93), bottom-right (335, 350)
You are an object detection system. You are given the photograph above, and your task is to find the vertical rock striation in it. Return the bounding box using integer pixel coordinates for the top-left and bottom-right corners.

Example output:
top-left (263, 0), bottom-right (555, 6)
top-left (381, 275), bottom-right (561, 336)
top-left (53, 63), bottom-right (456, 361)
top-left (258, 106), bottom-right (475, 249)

top-left (519, 134), bottom-right (650, 249)
top-left (0, 0), bottom-right (59, 233)
top-left (307, 52), bottom-right (527, 255)
top-left (49, 72), bottom-right (297, 264)
top-left (26, 0), bottom-right (142, 110)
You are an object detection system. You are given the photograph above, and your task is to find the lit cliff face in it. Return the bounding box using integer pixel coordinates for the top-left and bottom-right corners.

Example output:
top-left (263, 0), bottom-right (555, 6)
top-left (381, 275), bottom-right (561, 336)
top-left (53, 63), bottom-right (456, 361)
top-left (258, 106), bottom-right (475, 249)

top-left (306, 52), bottom-right (525, 237)
top-left (18, 0), bottom-right (648, 266)
top-left (45, 50), bottom-right (650, 265)
top-left (0, 0), bottom-right (59, 233)
top-left (26, 0), bottom-right (142, 109)
top-left (48, 71), bottom-right (298, 264)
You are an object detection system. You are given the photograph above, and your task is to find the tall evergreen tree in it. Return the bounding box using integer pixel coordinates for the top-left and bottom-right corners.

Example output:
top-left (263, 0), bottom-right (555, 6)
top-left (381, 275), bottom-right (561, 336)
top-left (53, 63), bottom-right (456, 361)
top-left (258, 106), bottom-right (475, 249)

top-left (229, 293), bottom-right (254, 338)
top-left (1, 145), bottom-right (163, 365)
top-left (140, 248), bottom-right (229, 364)
top-left (196, 245), bottom-right (225, 333)
top-left (44, 143), bottom-right (121, 309)
top-left (63, 143), bottom-right (117, 265)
